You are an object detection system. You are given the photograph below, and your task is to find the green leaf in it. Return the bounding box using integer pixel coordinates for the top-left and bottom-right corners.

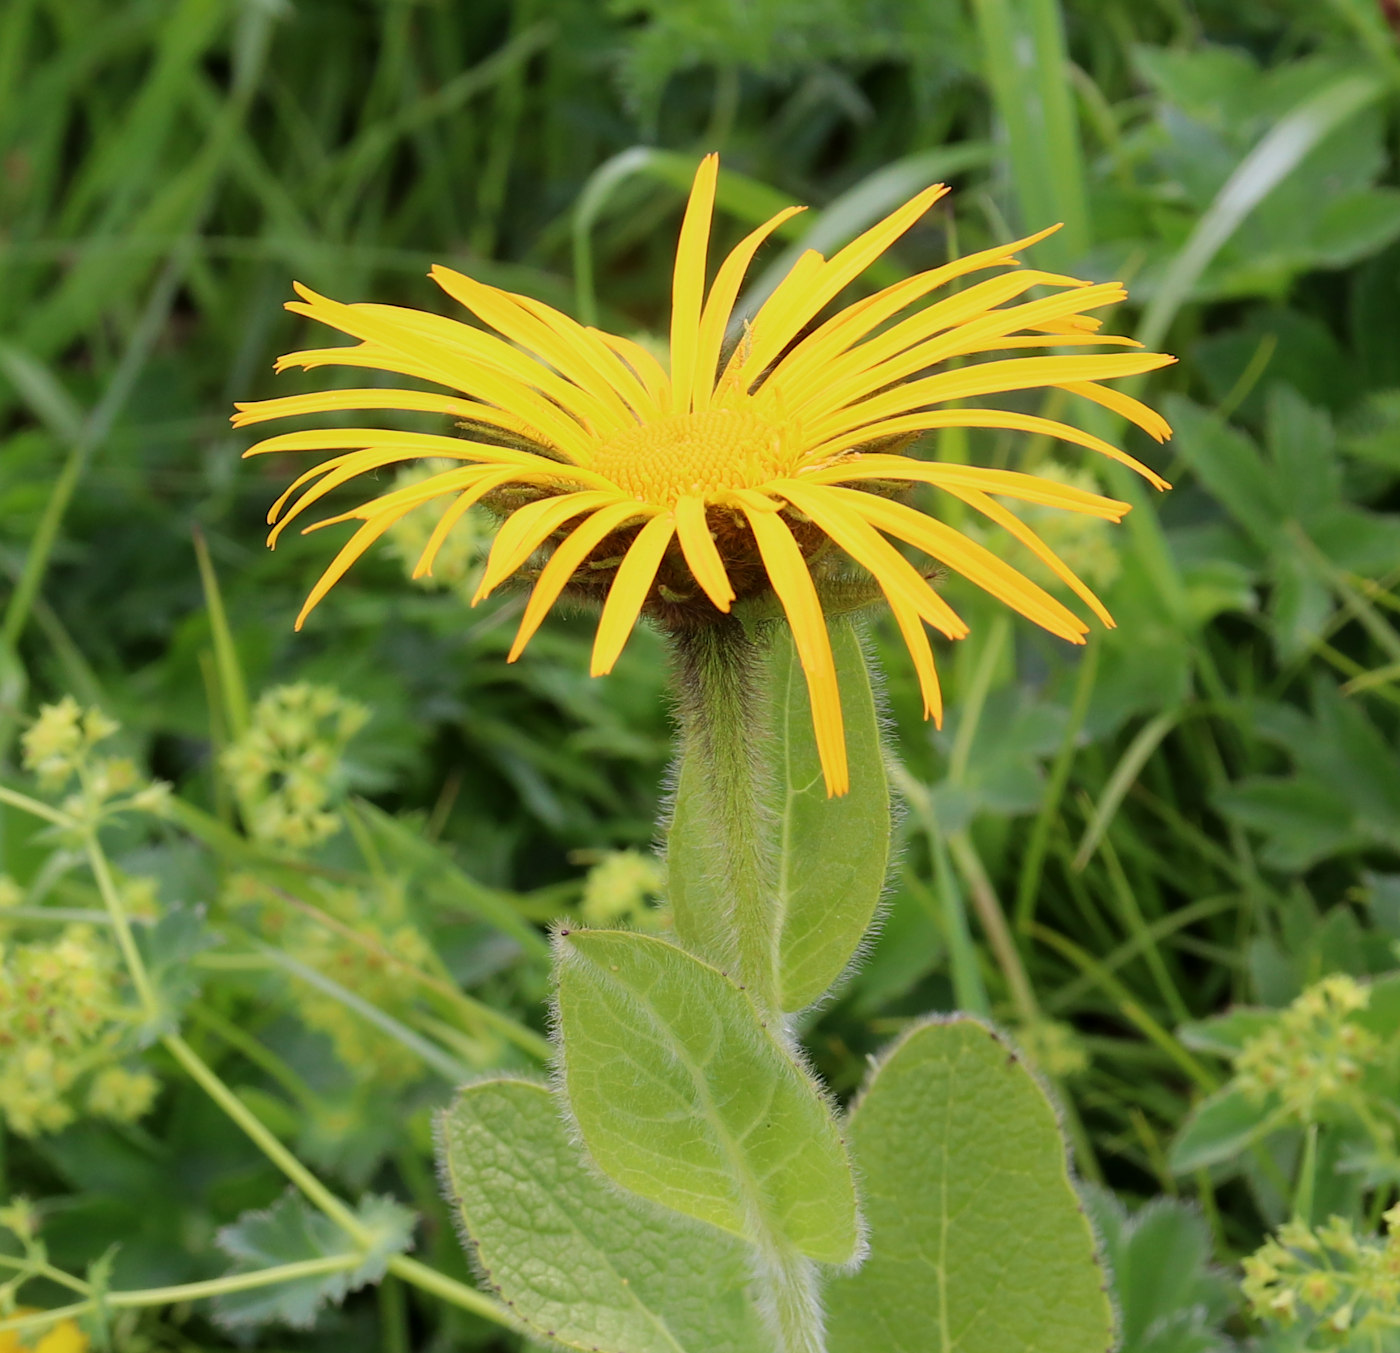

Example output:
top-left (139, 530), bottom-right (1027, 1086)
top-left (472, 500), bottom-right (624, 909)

top-left (665, 752), bottom-right (735, 969)
top-left (769, 617), bottom-right (890, 1011)
top-left (826, 1017), bottom-right (1113, 1353)
top-left (439, 1078), bottom-right (767, 1353)
top-left (214, 1190), bottom-right (415, 1330)
top-left (553, 928), bottom-right (860, 1264)
top-left (135, 904), bottom-right (216, 1043)
top-left (1177, 1007), bottom-right (1277, 1059)
top-left (1083, 1188), bottom-right (1236, 1353)
top-left (1168, 1086), bottom-right (1286, 1174)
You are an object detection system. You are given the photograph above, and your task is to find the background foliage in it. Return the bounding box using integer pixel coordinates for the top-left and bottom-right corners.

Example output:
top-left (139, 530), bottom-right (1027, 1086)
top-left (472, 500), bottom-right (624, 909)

top-left (2, 0), bottom-right (1400, 1348)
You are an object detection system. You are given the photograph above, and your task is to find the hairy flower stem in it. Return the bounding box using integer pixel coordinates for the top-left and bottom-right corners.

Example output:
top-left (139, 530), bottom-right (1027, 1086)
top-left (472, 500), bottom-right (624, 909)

top-left (670, 617), bottom-right (780, 1015)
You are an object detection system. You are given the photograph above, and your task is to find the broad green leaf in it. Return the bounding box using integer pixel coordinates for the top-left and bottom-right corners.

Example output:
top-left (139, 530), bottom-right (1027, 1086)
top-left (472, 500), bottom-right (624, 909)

top-left (826, 1017), bottom-right (1112, 1353)
top-left (214, 1191), bottom-right (415, 1330)
top-left (769, 617), bottom-right (891, 1011)
top-left (135, 904), bottom-right (216, 1043)
top-left (665, 752), bottom-right (735, 968)
top-left (1169, 1085), bottom-right (1287, 1174)
top-left (554, 929), bottom-right (860, 1264)
top-left (439, 1078), bottom-right (767, 1353)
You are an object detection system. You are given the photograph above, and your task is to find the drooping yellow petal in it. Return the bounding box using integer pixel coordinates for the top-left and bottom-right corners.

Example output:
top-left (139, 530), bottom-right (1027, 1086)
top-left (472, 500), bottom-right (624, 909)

top-left (670, 153), bottom-right (720, 414)
top-left (939, 483), bottom-right (1115, 626)
top-left (1061, 380), bottom-right (1173, 442)
top-left (507, 502), bottom-right (652, 662)
top-left (674, 495), bottom-right (734, 611)
top-left (475, 490), bottom-right (622, 602)
top-left (691, 205), bottom-right (806, 411)
top-left (886, 592), bottom-right (943, 724)
top-left (832, 489), bottom-right (1089, 642)
top-left (591, 513), bottom-right (677, 674)
top-left (728, 491), bottom-right (848, 796)
top-left (798, 410), bottom-right (1169, 489)
top-left (806, 453), bottom-right (1134, 517)
top-left (414, 469), bottom-right (522, 578)
top-left (772, 481), bottom-right (967, 638)
top-left (271, 456), bottom-right (492, 545)
top-left (294, 503), bottom-right (425, 629)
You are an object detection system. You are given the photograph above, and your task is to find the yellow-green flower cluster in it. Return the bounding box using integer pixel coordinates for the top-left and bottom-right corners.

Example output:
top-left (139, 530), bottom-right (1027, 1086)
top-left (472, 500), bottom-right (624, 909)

top-left (0, 926), bottom-right (155, 1136)
top-left (1243, 1209), bottom-right (1400, 1345)
top-left (227, 873), bottom-right (432, 1084)
top-left (1014, 1017), bottom-right (1090, 1079)
top-left (19, 698), bottom-right (169, 826)
top-left (580, 849), bottom-right (666, 930)
top-left (380, 458), bottom-right (489, 596)
top-left (222, 684), bottom-right (368, 850)
top-left (1234, 974), bottom-right (1380, 1122)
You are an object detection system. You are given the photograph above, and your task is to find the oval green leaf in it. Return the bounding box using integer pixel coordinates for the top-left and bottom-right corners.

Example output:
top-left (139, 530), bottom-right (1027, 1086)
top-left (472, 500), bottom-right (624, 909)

top-left (827, 1017), bottom-right (1113, 1353)
top-left (768, 616), bottom-right (891, 1011)
top-left (554, 928), bottom-right (860, 1265)
top-left (439, 1078), bottom-right (767, 1353)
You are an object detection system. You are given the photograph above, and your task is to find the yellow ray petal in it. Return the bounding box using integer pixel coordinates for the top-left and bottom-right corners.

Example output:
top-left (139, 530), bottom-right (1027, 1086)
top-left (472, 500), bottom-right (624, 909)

top-left (715, 249), bottom-right (825, 394)
top-left (887, 592), bottom-right (943, 724)
top-left (807, 454), bottom-right (1133, 519)
top-left (729, 492), bottom-right (848, 796)
top-left (414, 469), bottom-right (522, 577)
top-left (293, 502), bottom-right (424, 630)
top-left (691, 205), bottom-right (805, 411)
top-left (286, 285), bottom-right (596, 460)
top-left (669, 154), bottom-right (720, 413)
top-left (791, 280), bottom-right (1127, 424)
top-left (833, 489), bottom-right (1088, 642)
top-left (759, 225), bottom-right (1063, 393)
top-left (243, 427), bottom-right (602, 482)
top-left (268, 348), bottom-right (552, 443)
top-left (591, 513), bottom-right (676, 674)
top-left (429, 266), bottom-right (638, 432)
top-left (806, 352), bottom-right (1177, 445)
top-left (1061, 380), bottom-right (1173, 442)
top-left (475, 490), bottom-right (622, 602)
top-left (941, 483), bottom-right (1115, 627)
top-left (772, 268), bottom-right (1086, 413)
top-left (594, 331), bottom-right (672, 408)
top-left (270, 454), bottom-right (485, 545)
top-left (512, 293), bottom-right (659, 419)
top-left (232, 388), bottom-right (505, 430)
top-left (799, 410), bottom-right (1169, 489)
top-left (772, 481), bottom-right (967, 638)
top-left (673, 495), bottom-right (734, 611)
top-left (738, 183), bottom-right (951, 383)
top-left (507, 502), bottom-right (652, 661)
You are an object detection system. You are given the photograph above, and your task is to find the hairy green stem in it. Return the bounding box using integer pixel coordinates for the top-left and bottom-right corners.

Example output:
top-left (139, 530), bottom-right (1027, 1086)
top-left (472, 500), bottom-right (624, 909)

top-left (670, 618), bottom-right (779, 1012)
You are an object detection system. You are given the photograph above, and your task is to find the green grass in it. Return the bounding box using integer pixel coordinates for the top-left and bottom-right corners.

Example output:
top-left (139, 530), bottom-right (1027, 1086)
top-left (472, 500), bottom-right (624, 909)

top-left (3, 0), bottom-right (1400, 1348)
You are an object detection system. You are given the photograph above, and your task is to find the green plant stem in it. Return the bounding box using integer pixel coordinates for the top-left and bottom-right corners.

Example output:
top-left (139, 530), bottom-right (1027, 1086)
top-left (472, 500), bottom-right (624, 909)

top-left (948, 829), bottom-right (1038, 1023)
top-left (0, 783), bottom-right (73, 827)
top-left (85, 832), bottom-right (160, 1021)
top-left (671, 618), bottom-right (780, 1012)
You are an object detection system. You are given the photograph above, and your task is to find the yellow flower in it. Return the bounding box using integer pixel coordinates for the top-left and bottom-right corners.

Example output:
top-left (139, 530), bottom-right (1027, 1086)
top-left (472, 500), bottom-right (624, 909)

top-left (236, 155), bottom-right (1172, 795)
top-left (0, 1311), bottom-right (88, 1353)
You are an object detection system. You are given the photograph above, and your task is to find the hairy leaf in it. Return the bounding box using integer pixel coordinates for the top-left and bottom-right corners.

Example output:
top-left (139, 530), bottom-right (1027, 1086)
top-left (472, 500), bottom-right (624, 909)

top-left (827, 1017), bottom-right (1113, 1353)
top-left (439, 1077), bottom-right (767, 1353)
top-left (554, 928), bottom-right (860, 1264)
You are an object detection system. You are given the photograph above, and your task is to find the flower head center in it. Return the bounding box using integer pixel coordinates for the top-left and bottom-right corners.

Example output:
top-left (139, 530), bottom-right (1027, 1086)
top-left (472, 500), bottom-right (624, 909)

top-left (592, 409), bottom-right (790, 504)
